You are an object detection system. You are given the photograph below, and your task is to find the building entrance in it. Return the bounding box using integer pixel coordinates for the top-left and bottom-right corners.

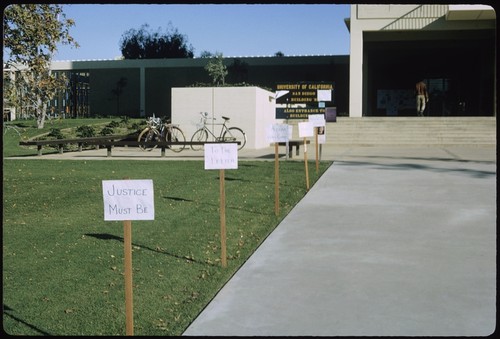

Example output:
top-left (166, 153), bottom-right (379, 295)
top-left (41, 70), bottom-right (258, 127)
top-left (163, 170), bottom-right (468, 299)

top-left (363, 30), bottom-right (495, 117)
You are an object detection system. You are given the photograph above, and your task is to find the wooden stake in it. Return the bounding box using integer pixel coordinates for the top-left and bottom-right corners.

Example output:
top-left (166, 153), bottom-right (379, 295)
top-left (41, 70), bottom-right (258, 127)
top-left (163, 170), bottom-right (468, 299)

top-left (219, 169), bottom-right (227, 268)
top-left (274, 142), bottom-right (280, 216)
top-left (123, 219), bottom-right (134, 336)
top-left (304, 137), bottom-right (310, 191)
top-left (315, 128), bottom-right (319, 173)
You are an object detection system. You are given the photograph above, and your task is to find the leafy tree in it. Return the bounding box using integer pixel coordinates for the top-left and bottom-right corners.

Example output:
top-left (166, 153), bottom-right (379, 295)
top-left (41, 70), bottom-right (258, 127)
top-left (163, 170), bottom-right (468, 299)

top-left (199, 50), bottom-right (214, 58)
top-left (274, 51), bottom-right (285, 57)
top-left (204, 52), bottom-right (227, 86)
top-left (120, 23), bottom-right (194, 59)
top-left (3, 4), bottom-right (79, 128)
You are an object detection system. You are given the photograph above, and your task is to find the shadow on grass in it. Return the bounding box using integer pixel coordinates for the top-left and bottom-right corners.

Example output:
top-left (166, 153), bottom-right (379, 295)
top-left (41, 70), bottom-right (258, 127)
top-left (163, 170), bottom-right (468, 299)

top-left (164, 196), bottom-right (194, 202)
top-left (84, 233), bottom-right (217, 267)
top-left (163, 195), bottom-right (276, 216)
top-left (222, 175), bottom-right (278, 187)
top-left (3, 304), bottom-right (51, 336)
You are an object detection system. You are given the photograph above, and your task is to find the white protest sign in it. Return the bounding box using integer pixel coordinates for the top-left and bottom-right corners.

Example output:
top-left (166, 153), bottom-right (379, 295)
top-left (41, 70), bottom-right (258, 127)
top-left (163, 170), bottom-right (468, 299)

top-left (298, 122), bottom-right (314, 138)
top-left (317, 89), bottom-right (332, 102)
top-left (204, 143), bottom-right (238, 170)
top-left (266, 124), bottom-right (292, 143)
top-left (316, 126), bottom-right (326, 144)
top-left (308, 114), bottom-right (326, 127)
top-left (102, 180), bottom-right (155, 221)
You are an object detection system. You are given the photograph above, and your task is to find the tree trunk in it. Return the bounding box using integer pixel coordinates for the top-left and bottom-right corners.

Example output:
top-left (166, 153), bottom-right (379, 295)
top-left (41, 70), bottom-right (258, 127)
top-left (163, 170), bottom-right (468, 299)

top-left (37, 101), bottom-right (47, 129)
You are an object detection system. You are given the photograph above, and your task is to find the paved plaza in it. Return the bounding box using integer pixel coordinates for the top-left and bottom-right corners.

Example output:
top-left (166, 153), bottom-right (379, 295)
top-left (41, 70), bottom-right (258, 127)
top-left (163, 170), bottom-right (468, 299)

top-left (184, 145), bottom-right (496, 336)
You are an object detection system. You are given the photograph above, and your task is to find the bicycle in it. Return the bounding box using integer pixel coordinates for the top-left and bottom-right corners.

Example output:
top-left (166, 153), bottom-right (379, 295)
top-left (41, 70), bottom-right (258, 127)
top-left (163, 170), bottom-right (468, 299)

top-left (190, 112), bottom-right (246, 151)
top-left (137, 115), bottom-right (186, 152)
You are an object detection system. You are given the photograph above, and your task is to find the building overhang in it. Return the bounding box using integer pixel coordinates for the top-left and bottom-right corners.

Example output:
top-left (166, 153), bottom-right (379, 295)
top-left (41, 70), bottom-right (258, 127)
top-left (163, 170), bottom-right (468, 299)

top-left (446, 4), bottom-right (496, 20)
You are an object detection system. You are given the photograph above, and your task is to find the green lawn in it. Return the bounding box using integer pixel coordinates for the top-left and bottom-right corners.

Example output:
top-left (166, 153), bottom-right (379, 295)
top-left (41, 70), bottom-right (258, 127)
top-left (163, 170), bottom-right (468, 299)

top-left (3, 119), bottom-right (331, 335)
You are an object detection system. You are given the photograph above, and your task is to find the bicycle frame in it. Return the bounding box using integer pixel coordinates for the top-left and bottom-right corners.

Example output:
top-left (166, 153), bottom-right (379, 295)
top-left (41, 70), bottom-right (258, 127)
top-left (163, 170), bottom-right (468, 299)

top-left (144, 116), bottom-right (175, 139)
top-left (198, 113), bottom-right (230, 141)
top-left (191, 112), bottom-right (246, 151)
top-left (138, 115), bottom-right (186, 152)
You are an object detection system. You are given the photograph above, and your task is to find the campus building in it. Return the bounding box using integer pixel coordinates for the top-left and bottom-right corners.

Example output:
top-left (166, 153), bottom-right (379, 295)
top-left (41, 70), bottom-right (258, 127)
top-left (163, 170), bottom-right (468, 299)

top-left (4, 4), bottom-right (496, 121)
top-left (45, 55), bottom-right (349, 119)
top-left (348, 4), bottom-right (496, 117)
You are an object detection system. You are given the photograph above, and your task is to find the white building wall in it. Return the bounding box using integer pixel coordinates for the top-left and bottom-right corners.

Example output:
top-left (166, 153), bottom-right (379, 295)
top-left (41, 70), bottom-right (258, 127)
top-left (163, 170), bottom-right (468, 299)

top-left (171, 87), bottom-right (280, 149)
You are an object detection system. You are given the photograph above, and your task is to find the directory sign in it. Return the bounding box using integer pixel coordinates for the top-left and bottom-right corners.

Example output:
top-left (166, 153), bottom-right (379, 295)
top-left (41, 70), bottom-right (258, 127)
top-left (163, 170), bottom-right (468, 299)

top-left (275, 82), bottom-right (335, 119)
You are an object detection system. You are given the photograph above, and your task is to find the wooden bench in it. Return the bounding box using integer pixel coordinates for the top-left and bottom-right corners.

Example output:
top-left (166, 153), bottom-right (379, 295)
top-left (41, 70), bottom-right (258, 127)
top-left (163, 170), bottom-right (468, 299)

top-left (20, 137), bottom-right (240, 157)
top-left (19, 135), bottom-right (128, 156)
top-left (277, 139), bottom-right (311, 158)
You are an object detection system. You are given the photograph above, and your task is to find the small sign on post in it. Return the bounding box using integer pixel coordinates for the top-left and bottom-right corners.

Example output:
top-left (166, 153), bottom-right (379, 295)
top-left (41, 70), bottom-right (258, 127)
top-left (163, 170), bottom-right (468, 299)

top-left (204, 143), bottom-right (238, 170)
top-left (266, 124), bottom-right (292, 144)
top-left (102, 179), bottom-right (155, 336)
top-left (204, 143), bottom-right (238, 268)
top-left (103, 180), bottom-right (155, 221)
top-left (266, 124), bottom-right (292, 215)
top-left (298, 122), bottom-right (314, 191)
top-left (308, 114), bottom-right (326, 173)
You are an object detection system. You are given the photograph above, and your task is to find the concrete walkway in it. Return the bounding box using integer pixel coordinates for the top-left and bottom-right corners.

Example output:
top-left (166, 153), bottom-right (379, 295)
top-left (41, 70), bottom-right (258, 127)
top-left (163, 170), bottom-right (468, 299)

top-left (182, 145), bottom-right (496, 336)
top-left (8, 144), bottom-right (497, 336)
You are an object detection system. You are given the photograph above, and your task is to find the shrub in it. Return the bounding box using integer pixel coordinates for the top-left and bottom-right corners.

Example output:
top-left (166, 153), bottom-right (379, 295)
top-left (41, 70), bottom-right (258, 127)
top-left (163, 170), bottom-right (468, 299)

top-left (99, 127), bottom-right (114, 136)
top-left (76, 125), bottom-right (95, 138)
top-left (106, 121), bottom-right (120, 128)
top-left (47, 128), bottom-right (64, 139)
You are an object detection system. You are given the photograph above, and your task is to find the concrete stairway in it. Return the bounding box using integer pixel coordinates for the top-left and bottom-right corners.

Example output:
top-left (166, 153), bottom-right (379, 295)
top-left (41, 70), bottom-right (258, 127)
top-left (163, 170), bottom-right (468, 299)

top-left (290, 117), bottom-right (496, 146)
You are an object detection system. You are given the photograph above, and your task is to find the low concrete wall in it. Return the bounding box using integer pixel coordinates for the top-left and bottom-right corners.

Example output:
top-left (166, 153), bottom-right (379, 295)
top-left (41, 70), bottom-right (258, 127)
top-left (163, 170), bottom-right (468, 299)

top-left (171, 87), bottom-right (282, 149)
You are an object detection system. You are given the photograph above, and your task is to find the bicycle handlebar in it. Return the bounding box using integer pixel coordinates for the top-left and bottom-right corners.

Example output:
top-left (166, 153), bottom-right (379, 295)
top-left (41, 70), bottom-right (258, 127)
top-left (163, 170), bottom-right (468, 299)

top-left (200, 112), bottom-right (229, 121)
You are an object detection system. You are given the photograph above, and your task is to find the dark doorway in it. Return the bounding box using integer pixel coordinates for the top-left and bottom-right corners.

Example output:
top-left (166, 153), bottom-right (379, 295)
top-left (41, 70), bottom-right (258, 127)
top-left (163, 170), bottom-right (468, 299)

top-left (364, 30), bottom-right (495, 117)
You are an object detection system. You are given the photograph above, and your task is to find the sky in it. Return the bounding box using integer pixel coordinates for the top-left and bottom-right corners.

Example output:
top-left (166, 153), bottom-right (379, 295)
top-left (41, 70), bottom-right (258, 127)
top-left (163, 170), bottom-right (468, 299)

top-left (53, 4), bottom-right (351, 61)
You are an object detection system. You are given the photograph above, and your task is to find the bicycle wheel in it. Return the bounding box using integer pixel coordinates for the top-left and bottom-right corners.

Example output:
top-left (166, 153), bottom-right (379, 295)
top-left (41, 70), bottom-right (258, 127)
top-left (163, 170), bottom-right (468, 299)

top-left (190, 128), bottom-right (208, 151)
top-left (165, 126), bottom-right (186, 153)
top-left (138, 128), bottom-right (159, 151)
top-left (223, 127), bottom-right (246, 150)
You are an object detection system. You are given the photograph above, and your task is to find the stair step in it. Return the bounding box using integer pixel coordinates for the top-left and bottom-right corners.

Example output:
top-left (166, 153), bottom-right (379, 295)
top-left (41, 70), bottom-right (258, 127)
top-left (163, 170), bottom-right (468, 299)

top-left (287, 117), bottom-right (496, 146)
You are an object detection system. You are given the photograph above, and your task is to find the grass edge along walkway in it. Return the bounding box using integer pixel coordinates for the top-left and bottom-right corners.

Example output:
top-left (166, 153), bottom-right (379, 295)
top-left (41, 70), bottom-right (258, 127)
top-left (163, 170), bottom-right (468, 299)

top-left (3, 158), bottom-right (331, 336)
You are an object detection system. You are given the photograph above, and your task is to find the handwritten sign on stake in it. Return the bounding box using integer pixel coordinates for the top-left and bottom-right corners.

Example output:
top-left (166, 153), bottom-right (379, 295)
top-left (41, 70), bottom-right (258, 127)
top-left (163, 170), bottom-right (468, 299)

top-left (102, 180), bottom-right (155, 221)
top-left (308, 114), bottom-right (326, 173)
top-left (274, 143), bottom-right (280, 215)
top-left (298, 122), bottom-right (313, 190)
top-left (102, 179), bottom-right (155, 336)
top-left (298, 121), bottom-right (314, 138)
top-left (205, 143), bottom-right (238, 267)
top-left (266, 124), bottom-right (292, 215)
top-left (204, 143), bottom-right (238, 170)
top-left (266, 124), bottom-right (292, 143)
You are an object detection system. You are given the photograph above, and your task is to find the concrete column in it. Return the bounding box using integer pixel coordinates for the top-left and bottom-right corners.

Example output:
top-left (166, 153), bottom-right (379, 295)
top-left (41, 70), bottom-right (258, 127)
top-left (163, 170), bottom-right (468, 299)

top-left (349, 4), bottom-right (363, 118)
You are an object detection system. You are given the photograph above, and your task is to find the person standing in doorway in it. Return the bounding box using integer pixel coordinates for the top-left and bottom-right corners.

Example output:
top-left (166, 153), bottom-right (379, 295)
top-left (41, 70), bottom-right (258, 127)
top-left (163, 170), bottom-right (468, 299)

top-left (415, 80), bottom-right (429, 116)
